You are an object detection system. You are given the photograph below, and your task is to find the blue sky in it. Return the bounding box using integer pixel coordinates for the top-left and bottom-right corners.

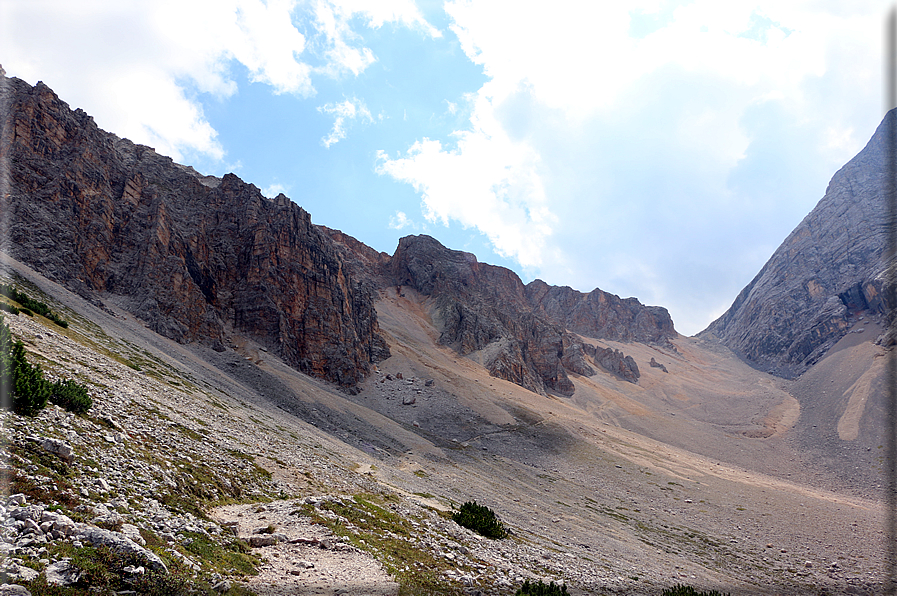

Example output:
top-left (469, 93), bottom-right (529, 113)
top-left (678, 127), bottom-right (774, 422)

top-left (1, 0), bottom-right (889, 335)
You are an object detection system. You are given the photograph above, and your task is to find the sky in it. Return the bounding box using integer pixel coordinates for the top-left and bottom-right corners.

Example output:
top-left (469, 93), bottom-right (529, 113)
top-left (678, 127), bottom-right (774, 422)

top-left (0, 0), bottom-right (890, 336)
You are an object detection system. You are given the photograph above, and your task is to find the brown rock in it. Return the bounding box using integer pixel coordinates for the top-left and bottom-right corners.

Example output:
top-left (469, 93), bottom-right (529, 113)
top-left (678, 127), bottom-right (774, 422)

top-left (700, 109), bottom-right (897, 377)
top-left (3, 74), bottom-right (388, 389)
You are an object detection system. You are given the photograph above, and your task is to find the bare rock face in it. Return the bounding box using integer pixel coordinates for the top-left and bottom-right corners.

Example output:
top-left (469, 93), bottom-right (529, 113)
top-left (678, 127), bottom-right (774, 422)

top-left (2, 75), bottom-right (387, 389)
top-left (387, 235), bottom-right (579, 395)
top-left (526, 280), bottom-right (677, 347)
top-left (583, 344), bottom-right (640, 383)
top-left (386, 235), bottom-right (657, 394)
top-left (700, 110), bottom-right (897, 378)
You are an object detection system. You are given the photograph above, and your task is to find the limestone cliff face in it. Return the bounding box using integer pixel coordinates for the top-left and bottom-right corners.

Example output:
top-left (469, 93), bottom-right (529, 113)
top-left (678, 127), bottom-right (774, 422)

top-left (525, 280), bottom-right (677, 347)
top-left (2, 74), bottom-right (388, 389)
top-left (700, 110), bottom-right (897, 378)
top-left (385, 235), bottom-right (663, 395)
top-left (1, 73), bottom-right (671, 396)
top-left (386, 235), bottom-right (577, 395)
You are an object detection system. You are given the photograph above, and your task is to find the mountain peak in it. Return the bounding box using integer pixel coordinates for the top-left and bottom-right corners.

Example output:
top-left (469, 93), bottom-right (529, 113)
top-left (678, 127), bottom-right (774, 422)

top-left (700, 108), bottom-right (896, 377)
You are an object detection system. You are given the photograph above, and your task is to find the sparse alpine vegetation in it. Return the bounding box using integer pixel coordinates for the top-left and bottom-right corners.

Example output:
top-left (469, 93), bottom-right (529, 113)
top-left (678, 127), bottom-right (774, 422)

top-left (0, 315), bottom-right (91, 415)
top-left (516, 578), bottom-right (569, 595)
top-left (452, 501), bottom-right (507, 539)
top-left (0, 283), bottom-right (69, 328)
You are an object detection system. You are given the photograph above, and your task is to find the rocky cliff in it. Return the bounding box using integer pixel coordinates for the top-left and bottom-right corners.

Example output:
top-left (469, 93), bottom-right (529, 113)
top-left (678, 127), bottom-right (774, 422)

top-left (2, 73), bottom-right (676, 397)
top-left (525, 280), bottom-right (677, 347)
top-left (386, 235), bottom-right (584, 395)
top-left (700, 110), bottom-right (897, 378)
top-left (383, 235), bottom-right (669, 394)
top-left (2, 74), bottom-right (388, 389)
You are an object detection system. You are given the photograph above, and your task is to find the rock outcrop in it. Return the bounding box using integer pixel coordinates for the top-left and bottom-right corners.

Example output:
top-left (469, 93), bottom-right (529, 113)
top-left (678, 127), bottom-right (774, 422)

top-left (387, 235), bottom-right (584, 395)
top-left (525, 280), bottom-right (677, 347)
top-left (2, 74), bottom-right (388, 389)
top-left (385, 235), bottom-right (657, 394)
top-left (584, 345), bottom-right (640, 383)
top-left (1, 73), bottom-right (673, 396)
top-left (700, 110), bottom-right (897, 378)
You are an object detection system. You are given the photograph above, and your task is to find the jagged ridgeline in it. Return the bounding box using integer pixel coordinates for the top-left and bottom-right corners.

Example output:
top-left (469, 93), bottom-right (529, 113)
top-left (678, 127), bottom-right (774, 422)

top-left (700, 109), bottom-right (897, 378)
top-left (3, 72), bottom-right (676, 395)
top-left (3, 75), bottom-right (390, 391)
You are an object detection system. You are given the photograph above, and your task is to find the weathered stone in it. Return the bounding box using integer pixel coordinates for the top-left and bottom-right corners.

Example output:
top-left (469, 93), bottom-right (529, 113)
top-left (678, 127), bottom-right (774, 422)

top-left (0, 584), bottom-right (32, 596)
top-left (592, 348), bottom-right (639, 384)
top-left (649, 357), bottom-right (668, 373)
top-left (120, 523), bottom-right (145, 546)
top-left (76, 527), bottom-right (167, 573)
top-left (39, 438), bottom-right (73, 462)
top-left (526, 280), bottom-right (677, 347)
top-left (10, 506), bottom-right (43, 522)
top-left (6, 495), bottom-right (25, 507)
top-left (45, 559), bottom-right (81, 586)
top-left (0, 564), bottom-right (39, 584)
top-left (701, 110), bottom-right (897, 377)
top-left (249, 534), bottom-right (277, 547)
top-left (2, 74), bottom-right (388, 390)
top-left (386, 235), bottom-right (588, 396)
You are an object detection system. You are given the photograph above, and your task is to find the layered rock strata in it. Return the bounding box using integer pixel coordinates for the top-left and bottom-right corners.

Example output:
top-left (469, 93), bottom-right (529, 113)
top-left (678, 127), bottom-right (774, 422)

top-left (386, 235), bottom-right (657, 394)
top-left (2, 74), bottom-right (388, 389)
top-left (701, 110), bottom-right (897, 377)
top-left (526, 280), bottom-right (676, 347)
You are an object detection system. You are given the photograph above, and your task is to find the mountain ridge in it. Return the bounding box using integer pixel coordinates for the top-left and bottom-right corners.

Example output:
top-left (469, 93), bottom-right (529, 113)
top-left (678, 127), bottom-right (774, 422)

top-left (700, 109), bottom-right (896, 377)
top-left (3, 72), bottom-right (675, 396)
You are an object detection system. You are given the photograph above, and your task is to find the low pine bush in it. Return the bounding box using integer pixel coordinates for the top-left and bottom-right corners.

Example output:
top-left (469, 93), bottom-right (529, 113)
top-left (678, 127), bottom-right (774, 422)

top-left (1, 319), bottom-right (48, 415)
top-left (516, 579), bottom-right (568, 595)
top-left (0, 302), bottom-right (19, 315)
top-left (661, 585), bottom-right (730, 596)
top-left (48, 378), bottom-right (92, 414)
top-left (0, 316), bottom-right (90, 416)
top-left (452, 500), bottom-right (507, 539)
top-left (0, 283), bottom-right (68, 327)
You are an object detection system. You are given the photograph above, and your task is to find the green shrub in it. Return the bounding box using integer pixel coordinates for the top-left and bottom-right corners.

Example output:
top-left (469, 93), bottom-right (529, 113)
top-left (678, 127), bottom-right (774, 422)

top-left (0, 316), bottom-right (90, 416)
top-left (452, 500), bottom-right (507, 539)
top-left (0, 283), bottom-right (68, 327)
top-left (516, 579), bottom-right (568, 595)
top-left (0, 319), bottom-right (49, 416)
top-left (661, 585), bottom-right (730, 596)
top-left (48, 378), bottom-right (93, 414)
top-left (0, 302), bottom-right (19, 315)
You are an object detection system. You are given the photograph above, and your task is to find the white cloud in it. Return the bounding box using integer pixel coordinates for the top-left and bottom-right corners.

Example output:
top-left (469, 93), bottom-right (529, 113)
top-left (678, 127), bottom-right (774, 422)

top-left (328, 0), bottom-right (441, 38)
top-left (376, 111), bottom-right (556, 268)
top-left (318, 98), bottom-right (373, 147)
top-left (262, 182), bottom-right (288, 198)
top-left (0, 0), bottom-right (435, 162)
top-left (377, 0), bottom-right (885, 325)
top-left (388, 211), bottom-right (414, 230)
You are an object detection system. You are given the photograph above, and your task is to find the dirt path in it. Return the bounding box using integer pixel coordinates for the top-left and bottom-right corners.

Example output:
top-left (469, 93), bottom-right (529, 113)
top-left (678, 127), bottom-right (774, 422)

top-left (212, 500), bottom-right (398, 596)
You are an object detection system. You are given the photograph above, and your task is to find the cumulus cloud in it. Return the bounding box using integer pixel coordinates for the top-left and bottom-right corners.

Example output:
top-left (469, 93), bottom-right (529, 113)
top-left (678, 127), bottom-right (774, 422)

top-left (388, 211), bottom-right (415, 230)
top-left (262, 182), bottom-right (289, 198)
top-left (331, 0), bottom-right (441, 37)
top-left (318, 98), bottom-right (374, 147)
top-left (0, 0), bottom-right (437, 162)
top-left (377, 0), bottom-right (884, 333)
top-left (376, 103), bottom-right (556, 268)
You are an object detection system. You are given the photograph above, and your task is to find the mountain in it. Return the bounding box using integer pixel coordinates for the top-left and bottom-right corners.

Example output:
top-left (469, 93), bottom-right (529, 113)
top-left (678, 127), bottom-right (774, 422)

top-left (3, 73), bottom-right (675, 397)
top-left (1, 71), bottom-right (890, 596)
top-left (2, 75), bottom-right (389, 390)
top-left (700, 111), bottom-right (896, 377)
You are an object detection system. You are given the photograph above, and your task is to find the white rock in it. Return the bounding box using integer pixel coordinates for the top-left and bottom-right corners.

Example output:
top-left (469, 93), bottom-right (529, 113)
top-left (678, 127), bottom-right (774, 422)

top-left (45, 559), bottom-right (81, 586)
